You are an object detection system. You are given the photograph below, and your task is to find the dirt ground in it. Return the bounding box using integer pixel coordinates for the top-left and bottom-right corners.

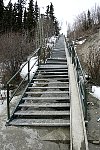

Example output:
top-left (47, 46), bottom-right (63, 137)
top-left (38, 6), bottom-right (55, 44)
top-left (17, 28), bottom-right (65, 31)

top-left (87, 88), bottom-right (100, 150)
top-left (76, 31), bottom-right (100, 150)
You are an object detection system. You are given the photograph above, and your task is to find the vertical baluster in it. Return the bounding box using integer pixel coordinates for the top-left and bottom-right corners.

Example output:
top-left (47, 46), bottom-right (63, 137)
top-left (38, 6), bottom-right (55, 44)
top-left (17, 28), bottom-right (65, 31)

top-left (28, 60), bottom-right (30, 83)
top-left (7, 84), bottom-right (10, 120)
top-left (43, 48), bottom-right (45, 64)
top-left (38, 49), bottom-right (39, 65)
top-left (84, 83), bottom-right (87, 120)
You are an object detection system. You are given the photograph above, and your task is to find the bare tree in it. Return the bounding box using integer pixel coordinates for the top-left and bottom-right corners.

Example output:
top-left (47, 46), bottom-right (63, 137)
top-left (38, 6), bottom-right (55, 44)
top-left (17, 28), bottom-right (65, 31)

top-left (0, 32), bottom-right (35, 83)
top-left (67, 4), bottom-right (100, 40)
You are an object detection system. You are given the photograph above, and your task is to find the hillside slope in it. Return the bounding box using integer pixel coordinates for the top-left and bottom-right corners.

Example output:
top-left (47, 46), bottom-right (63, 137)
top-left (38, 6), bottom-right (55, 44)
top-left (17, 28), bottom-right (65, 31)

top-left (76, 29), bottom-right (100, 71)
top-left (75, 31), bottom-right (100, 150)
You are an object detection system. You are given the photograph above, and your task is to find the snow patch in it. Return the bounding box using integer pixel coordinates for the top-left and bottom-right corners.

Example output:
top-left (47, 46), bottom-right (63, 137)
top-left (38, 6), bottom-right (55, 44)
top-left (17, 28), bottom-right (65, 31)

top-left (48, 36), bottom-right (57, 44)
top-left (0, 95), bottom-right (21, 115)
top-left (20, 56), bottom-right (38, 80)
top-left (76, 39), bottom-right (86, 45)
top-left (0, 99), bottom-right (6, 114)
top-left (46, 43), bottom-right (54, 48)
top-left (46, 36), bottom-right (57, 48)
top-left (0, 90), bottom-right (7, 98)
top-left (90, 86), bottom-right (100, 100)
top-left (21, 36), bottom-right (57, 80)
top-left (97, 118), bottom-right (100, 122)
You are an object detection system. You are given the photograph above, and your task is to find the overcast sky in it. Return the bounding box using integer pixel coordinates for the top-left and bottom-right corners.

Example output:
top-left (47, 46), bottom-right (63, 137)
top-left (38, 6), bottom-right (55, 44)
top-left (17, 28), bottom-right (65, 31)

top-left (4, 0), bottom-right (100, 34)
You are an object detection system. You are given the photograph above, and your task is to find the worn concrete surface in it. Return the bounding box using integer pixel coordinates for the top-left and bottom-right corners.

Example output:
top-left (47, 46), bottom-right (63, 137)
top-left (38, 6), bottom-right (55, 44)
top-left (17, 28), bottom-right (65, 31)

top-left (0, 107), bottom-right (70, 150)
top-left (64, 38), bottom-right (89, 150)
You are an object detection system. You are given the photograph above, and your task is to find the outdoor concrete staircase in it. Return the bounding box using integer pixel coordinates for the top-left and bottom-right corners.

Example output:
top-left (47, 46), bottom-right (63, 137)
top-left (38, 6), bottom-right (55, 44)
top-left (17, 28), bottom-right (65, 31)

top-left (9, 36), bottom-right (70, 127)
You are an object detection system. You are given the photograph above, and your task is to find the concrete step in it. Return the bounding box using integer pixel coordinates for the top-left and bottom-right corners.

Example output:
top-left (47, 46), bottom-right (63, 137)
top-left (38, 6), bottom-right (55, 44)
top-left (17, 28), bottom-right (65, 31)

top-left (19, 103), bottom-right (70, 108)
top-left (47, 58), bottom-right (67, 61)
top-left (28, 86), bottom-right (69, 89)
top-left (32, 78), bottom-right (69, 81)
top-left (25, 91), bottom-right (69, 95)
top-left (52, 51), bottom-right (65, 53)
top-left (37, 71), bottom-right (68, 74)
top-left (52, 52), bottom-right (66, 54)
top-left (38, 68), bottom-right (68, 72)
top-left (36, 73), bottom-right (68, 76)
top-left (14, 110), bottom-right (70, 116)
top-left (39, 65), bottom-right (68, 69)
top-left (46, 62), bottom-right (67, 65)
top-left (35, 75), bottom-right (69, 78)
top-left (51, 56), bottom-right (66, 58)
top-left (30, 81), bottom-right (69, 85)
top-left (38, 69), bottom-right (68, 71)
top-left (22, 96), bottom-right (70, 101)
top-left (9, 119), bottom-right (70, 126)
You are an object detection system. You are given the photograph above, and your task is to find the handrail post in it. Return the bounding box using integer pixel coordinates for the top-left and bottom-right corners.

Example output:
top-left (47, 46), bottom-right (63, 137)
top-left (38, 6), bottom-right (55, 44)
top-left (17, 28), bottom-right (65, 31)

top-left (38, 48), bottom-right (40, 66)
top-left (28, 60), bottom-right (30, 83)
top-left (43, 48), bottom-right (45, 64)
top-left (72, 46), bottom-right (75, 64)
top-left (49, 47), bottom-right (50, 58)
top-left (84, 84), bottom-right (87, 120)
top-left (7, 84), bottom-right (10, 120)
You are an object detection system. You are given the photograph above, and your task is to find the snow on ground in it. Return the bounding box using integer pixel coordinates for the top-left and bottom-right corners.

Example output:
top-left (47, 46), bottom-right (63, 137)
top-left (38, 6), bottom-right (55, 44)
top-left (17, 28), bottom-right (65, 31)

top-left (20, 36), bottom-right (57, 80)
top-left (48, 36), bottom-right (57, 44)
top-left (20, 56), bottom-right (38, 80)
top-left (90, 86), bottom-right (100, 100)
top-left (46, 36), bottom-right (57, 48)
top-left (0, 99), bottom-right (6, 114)
top-left (46, 43), bottom-right (54, 48)
top-left (76, 39), bottom-right (86, 45)
top-left (0, 94), bottom-right (21, 115)
top-left (0, 90), bottom-right (7, 98)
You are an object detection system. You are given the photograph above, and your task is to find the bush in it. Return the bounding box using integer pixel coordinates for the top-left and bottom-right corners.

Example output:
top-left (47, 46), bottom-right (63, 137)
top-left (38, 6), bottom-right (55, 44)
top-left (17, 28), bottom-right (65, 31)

top-left (0, 32), bottom-right (35, 84)
top-left (87, 47), bottom-right (100, 85)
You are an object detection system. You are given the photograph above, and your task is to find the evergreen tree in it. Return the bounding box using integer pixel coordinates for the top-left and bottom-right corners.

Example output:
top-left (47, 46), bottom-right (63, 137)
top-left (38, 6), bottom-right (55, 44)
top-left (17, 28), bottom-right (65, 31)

top-left (23, 7), bottom-right (27, 30)
top-left (34, 1), bottom-right (39, 23)
top-left (16, 0), bottom-right (26, 31)
top-left (45, 3), bottom-right (60, 37)
top-left (54, 19), bottom-right (60, 36)
top-left (46, 5), bottom-right (49, 18)
top-left (27, 0), bottom-right (36, 31)
top-left (6, 0), bottom-right (13, 31)
top-left (0, 0), bottom-right (4, 31)
top-left (12, 3), bottom-right (17, 31)
top-left (49, 2), bottom-right (55, 21)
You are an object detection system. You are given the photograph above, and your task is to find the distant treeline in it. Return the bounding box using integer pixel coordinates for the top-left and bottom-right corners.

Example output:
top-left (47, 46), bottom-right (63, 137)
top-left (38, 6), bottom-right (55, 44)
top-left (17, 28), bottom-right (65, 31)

top-left (67, 4), bottom-right (100, 39)
top-left (0, 0), bottom-right (60, 36)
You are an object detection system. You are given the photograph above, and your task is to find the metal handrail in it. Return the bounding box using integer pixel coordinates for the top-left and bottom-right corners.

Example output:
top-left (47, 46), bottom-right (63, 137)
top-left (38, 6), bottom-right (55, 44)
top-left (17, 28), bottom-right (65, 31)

top-left (7, 48), bottom-right (40, 85)
top-left (7, 46), bottom-right (51, 120)
top-left (67, 40), bottom-right (87, 120)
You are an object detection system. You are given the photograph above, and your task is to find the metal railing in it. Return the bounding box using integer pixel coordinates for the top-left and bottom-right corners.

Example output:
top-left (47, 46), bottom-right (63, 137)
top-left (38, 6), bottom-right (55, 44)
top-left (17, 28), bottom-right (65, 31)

top-left (67, 40), bottom-right (87, 120)
top-left (7, 46), bottom-right (51, 121)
